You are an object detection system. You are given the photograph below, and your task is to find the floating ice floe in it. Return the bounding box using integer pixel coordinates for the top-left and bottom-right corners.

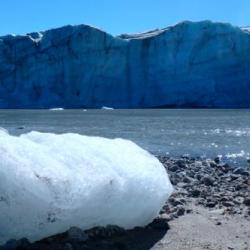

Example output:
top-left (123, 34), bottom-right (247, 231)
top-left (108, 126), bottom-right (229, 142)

top-left (101, 106), bottom-right (114, 110)
top-left (49, 108), bottom-right (64, 111)
top-left (0, 131), bottom-right (173, 243)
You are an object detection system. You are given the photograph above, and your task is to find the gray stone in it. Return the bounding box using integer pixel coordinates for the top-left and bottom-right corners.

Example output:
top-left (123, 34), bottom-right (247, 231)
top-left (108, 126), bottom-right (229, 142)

top-left (233, 168), bottom-right (249, 176)
top-left (206, 201), bottom-right (217, 208)
top-left (191, 189), bottom-right (201, 197)
top-left (243, 198), bottom-right (250, 206)
top-left (201, 175), bottom-right (214, 186)
top-left (176, 207), bottom-right (185, 216)
top-left (222, 201), bottom-right (234, 207)
top-left (214, 157), bottom-right (220, 164)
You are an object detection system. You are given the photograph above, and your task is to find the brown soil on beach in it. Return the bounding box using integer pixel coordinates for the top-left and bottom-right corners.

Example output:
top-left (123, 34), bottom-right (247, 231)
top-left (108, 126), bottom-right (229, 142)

top-left (154, 203), bottom-right (249, 250)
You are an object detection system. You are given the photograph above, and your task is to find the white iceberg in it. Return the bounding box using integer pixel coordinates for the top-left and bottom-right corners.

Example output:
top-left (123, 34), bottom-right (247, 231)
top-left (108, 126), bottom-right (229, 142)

top-left (101, 106), bottom-right (114, 110)
top-left (49, 108), bottom-right (64, 111)
top-left (0, 131), bottom-right (173, 243)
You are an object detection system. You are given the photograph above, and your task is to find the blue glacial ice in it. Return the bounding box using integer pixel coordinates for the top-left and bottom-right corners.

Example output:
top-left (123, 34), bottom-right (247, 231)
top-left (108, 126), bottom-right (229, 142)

top-left (0, 21), bottom-right (250, 108)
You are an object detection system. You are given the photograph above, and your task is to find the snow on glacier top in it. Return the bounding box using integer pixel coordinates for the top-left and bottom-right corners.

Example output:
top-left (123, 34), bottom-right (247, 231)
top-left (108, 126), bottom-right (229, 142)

top-left (116, 20), bottom-right (243, 40)
top-left (241, 26), bottom-right (250, 33)
top-left (117, 28), bottom-right (168, 40)
top-left (0, 20), bottom-right (247, 44)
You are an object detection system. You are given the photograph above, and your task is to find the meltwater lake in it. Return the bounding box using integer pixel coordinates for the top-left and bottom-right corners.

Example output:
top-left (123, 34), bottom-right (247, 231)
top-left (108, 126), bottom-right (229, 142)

top-left (0, 109), bottom-right (250, 165)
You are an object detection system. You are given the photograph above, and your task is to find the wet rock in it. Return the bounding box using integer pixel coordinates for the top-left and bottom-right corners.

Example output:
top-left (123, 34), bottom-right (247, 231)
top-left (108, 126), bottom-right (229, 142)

top-left (230, 174), bottom-right (239, 181)
top-left (235, 184), bottom-right (243, 191)
top-left (201, 175), bottom-right (214, 186)
top-left (220, 165), bottom-right (229, 173)
top-left (169, 198), bottom-right (184, 206)
top-left (190, 189), bottom-right (201, 197)
top-left (233, 168), bottom-right (249, 176)
top-left (245, 208), bottom-right (250, 216)
top-left (175, 160), bottom-right (186, 169)
top-left (222, 163), bottom-right (232, 169)
top-left (222, 201), bottom-right (234, 207)
top-left (206, 201), bottom-right (217, 208)
top-left (210, 161), bottom-right (218, 168)
top-left (219, 196), bottom-right (230, 203)
top-left (195, 174), bottom-right (202, 180)
top-left (168, 165), bottom-right (178, 172)
top-left (214, 157), bottom-right (220, 164)
top-left (176, 207), bottom-right (185, 216)
top-left (186, 209), bottom-right (192, 214)
top-left (182, 176), bottom-right (192, 183)
top-left (243, 198), bottom-right (250, 206)
top-left (186, 170), bottom-right (195, 178)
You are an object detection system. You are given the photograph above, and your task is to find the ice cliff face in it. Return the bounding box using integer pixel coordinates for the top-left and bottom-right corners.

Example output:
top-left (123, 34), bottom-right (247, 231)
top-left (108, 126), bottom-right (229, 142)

top-left (0, 20), bottom-right (250, 108)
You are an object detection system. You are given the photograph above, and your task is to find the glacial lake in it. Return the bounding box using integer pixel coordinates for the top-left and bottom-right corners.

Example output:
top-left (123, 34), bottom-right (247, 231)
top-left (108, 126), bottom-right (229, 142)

top-left (0, 109), bottom-right (250, 166)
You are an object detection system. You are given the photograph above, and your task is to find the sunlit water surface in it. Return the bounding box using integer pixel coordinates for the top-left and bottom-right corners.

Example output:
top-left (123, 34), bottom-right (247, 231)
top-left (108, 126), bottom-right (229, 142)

top-left (0, 109), bottom-right (250, 166)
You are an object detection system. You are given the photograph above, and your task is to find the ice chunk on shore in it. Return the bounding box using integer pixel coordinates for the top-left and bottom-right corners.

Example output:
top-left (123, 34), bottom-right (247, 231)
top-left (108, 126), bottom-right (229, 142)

top-left (0, 131), bottom-right (173, 243)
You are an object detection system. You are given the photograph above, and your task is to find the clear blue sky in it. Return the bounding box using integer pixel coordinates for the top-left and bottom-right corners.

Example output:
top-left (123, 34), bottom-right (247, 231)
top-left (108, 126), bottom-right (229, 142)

top-left (0, 0), bottom-right (250, 36)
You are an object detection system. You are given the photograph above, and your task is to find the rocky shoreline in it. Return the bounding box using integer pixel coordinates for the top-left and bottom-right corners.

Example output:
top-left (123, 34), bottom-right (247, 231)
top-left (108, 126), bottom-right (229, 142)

top-left (159, 156), bottom-right (250, 219)
top-left (1, 156), bottom-right (249, 250)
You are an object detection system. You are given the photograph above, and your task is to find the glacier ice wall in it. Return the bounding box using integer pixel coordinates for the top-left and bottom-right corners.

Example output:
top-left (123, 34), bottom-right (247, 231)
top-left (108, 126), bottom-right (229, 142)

top-left (0, 20), bottom-right (250, 108)
top-left (0, 131), bottom-right (173, 242)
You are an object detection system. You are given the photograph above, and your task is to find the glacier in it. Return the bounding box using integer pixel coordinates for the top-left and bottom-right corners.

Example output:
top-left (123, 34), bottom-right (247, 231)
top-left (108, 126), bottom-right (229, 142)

top-left (0, 130), bottom-right (173, 243)
top-left (0, 20), bottom-right (250, 108)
